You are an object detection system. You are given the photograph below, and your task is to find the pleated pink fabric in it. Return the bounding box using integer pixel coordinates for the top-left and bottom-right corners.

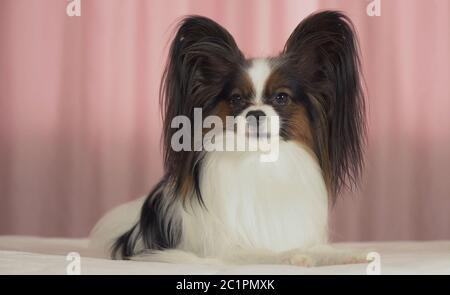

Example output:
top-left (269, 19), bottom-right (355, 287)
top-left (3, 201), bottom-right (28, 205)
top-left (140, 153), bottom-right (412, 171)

top-left (0, 0), bottom-right (449, 241)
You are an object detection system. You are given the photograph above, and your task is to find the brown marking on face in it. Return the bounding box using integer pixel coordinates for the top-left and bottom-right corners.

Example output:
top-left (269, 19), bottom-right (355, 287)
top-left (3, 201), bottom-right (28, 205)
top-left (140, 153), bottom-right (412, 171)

top-left (215, 100), bottom-right (232, 121)
top-left (227, 71), bottom-right (255, 114)
top-left (263, 68), bottom-right (292, 98)
top-left (211, 100), bottom-right (233, 132)
top-left (262, 65), bottom-right (315, 153)
top-left (283, 103), bottom-right (315, 154)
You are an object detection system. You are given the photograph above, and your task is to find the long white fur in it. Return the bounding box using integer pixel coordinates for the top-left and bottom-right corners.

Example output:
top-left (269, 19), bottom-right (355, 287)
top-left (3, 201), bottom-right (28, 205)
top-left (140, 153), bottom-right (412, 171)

top-left (181, 141), bottom-right (328, 256)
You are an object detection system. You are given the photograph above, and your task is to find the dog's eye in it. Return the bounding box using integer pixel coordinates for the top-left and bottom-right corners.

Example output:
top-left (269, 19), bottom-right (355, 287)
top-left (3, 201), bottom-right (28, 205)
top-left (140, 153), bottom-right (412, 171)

top-left (230, 94), bottom-right (243, 105)
top-left (274, 92), bottom-right (290, 105)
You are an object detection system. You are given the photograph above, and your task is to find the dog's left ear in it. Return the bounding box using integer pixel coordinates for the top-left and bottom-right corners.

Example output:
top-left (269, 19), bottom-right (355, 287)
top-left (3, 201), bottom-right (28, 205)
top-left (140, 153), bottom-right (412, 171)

top-left (283, 11), bottom-right (366, 198)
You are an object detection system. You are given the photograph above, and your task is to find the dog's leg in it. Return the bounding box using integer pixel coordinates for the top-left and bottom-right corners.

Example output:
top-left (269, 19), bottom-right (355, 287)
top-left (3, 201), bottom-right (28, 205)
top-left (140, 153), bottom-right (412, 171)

top-left (130, 248), bottom-right (281, 265)
top-left (279, 245), bottom-right (369, 267)
top-left (223, 246), bottom-right (368, 267)
top-left (130, 246), bottom-right (368, 267)
top-left (130, 249), bottom-right (224, 265)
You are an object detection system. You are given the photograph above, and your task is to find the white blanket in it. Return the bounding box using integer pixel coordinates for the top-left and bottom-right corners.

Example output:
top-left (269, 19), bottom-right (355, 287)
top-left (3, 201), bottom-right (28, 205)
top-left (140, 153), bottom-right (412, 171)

top-left (0, 236), bottom-right (449, 274)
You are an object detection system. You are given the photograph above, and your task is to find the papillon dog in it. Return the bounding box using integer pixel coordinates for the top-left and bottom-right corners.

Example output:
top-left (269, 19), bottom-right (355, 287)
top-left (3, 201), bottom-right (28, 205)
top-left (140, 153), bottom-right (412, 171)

top-left (90, 10), bottom-right (367, 267)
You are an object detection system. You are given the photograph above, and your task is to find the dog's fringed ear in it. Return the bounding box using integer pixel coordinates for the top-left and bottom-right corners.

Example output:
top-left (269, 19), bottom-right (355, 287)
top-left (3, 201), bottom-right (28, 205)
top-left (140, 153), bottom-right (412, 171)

top-left (160, 16), bottom-right (244, 203)
top-left (284, 11), bottom-right (366, 199)
top-left (161, 16), bottom-right (244, 119)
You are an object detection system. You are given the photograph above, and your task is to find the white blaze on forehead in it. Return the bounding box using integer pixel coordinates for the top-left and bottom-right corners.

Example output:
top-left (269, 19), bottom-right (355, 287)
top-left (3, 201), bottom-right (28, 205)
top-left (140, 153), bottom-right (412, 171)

top-left (246, 59), bottom-right (272, 105)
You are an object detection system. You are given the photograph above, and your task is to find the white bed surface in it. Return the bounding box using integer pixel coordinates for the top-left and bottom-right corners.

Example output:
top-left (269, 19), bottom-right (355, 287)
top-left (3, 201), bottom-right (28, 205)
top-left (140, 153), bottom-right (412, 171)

top-left (0, 236), bottom-right (449, 275)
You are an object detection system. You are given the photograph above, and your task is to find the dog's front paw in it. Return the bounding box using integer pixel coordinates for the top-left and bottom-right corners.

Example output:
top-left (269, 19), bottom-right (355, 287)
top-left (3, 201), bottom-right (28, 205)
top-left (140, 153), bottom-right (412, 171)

top-left (340, 251), bottom-right (368, 265)
top-left (279, 247), bottom-right (370, 267)
top-left (279, 251), bottom-right (318, 267)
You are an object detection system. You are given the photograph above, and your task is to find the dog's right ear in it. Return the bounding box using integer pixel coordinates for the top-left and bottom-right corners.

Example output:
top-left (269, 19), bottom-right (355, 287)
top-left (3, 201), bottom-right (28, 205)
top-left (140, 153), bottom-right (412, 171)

top-left (161, 16), bottom-right (244, 118)
top-left (160, 15), bottom-right (244, 158)
top-left (160, 16), bottom-right (244, 202)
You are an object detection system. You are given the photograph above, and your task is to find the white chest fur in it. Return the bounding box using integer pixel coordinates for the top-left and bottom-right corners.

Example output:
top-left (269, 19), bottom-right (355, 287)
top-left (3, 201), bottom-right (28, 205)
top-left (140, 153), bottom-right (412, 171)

top-left (180, 141), bottom-right (329, 257)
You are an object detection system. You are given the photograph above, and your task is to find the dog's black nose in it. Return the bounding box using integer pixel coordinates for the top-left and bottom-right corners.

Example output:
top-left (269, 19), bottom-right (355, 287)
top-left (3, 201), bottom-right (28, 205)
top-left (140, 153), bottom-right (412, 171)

top-left (246, 110), bottom-right (266, 121)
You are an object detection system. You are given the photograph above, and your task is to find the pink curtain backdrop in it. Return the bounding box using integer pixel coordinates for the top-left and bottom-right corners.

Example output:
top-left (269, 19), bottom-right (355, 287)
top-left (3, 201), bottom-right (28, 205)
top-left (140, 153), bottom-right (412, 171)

top-left (0, 0), bottom-right (449, 241)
